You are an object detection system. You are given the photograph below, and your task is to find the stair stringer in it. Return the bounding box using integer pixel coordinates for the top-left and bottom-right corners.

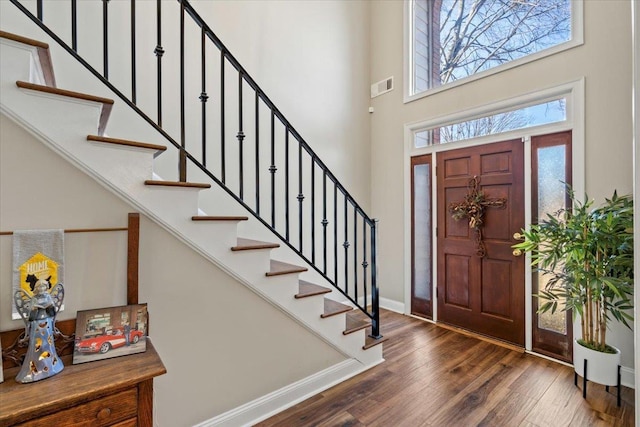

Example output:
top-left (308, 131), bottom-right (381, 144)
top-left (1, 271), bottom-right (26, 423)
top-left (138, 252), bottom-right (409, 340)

top-left (0, 34), bottom-right (384, 368)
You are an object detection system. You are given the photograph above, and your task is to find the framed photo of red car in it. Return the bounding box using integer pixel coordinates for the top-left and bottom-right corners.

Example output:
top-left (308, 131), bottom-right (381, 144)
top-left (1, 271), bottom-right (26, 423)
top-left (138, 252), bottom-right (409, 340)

top-left (73, 304), bottom-right (148, 365)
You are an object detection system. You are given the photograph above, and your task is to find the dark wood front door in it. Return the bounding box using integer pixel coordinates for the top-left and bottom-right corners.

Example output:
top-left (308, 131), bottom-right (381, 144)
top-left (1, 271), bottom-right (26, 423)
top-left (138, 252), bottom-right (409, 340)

top-left (437, 139), bottom-right (525, 346)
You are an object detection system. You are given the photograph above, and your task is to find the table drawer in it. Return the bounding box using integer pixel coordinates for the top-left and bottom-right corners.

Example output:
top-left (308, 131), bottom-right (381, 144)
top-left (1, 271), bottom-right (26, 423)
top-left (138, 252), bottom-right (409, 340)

top-left (17, 388), bottom-right (137, 427)
top-left (108, 418), bottom-right (137, 427)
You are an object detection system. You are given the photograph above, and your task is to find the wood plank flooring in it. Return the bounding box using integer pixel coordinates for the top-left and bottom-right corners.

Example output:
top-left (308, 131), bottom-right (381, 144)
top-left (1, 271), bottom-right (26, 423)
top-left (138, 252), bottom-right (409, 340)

top-left (256, 310), bottom-right (634, 427)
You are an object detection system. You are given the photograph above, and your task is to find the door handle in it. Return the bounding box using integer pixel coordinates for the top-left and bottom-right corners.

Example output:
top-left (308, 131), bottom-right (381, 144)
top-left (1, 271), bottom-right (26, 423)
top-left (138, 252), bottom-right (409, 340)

top-left (513, 248), bottom-right (523, 257)
top-left (513, 232), bottom-right (525, 241)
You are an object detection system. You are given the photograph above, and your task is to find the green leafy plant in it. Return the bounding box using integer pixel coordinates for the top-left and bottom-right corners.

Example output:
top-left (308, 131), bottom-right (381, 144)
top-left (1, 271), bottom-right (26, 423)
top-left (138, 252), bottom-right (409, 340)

top-left (513, 187), bottom-right (633, 353)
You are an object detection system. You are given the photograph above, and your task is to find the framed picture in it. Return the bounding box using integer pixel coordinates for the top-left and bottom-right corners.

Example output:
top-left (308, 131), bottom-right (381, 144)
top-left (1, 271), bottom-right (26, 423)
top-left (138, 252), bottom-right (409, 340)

top-left (73, 304), bottom-right (148, 365)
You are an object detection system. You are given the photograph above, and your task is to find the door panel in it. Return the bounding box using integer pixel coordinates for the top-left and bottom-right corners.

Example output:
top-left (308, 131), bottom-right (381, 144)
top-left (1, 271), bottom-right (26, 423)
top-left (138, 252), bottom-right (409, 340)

top-left (437, 139), bottom-right (525, 346)
top-left (444, 254), bottom-right (471, 308)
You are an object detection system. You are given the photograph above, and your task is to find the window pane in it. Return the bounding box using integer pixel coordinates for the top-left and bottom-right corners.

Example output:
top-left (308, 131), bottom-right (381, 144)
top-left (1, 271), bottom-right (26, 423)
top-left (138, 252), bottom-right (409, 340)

top-left (411, 0), bottom-right (572, 95)
top-left (414, 99), bottom-right (566, 147)
top-left (536, 144), bottom-right (567, 334)
top-left (413, 163), bottom-right (432, 302)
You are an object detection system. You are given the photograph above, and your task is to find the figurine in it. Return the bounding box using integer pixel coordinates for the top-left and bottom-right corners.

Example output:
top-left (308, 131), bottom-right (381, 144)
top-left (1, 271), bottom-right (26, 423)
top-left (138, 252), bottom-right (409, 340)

top-left (14, 278), bottom-right (65, 383)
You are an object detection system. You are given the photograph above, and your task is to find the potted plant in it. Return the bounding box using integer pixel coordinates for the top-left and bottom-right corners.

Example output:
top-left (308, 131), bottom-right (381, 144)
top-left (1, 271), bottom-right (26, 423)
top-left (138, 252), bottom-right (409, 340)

top-left (513, 187), bottom-right (633, 396)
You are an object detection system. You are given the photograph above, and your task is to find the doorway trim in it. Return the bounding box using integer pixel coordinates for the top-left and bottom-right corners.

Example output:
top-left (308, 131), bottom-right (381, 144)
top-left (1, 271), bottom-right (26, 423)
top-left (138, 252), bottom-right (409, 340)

top-left (402, 78), bottom-right (585, 353)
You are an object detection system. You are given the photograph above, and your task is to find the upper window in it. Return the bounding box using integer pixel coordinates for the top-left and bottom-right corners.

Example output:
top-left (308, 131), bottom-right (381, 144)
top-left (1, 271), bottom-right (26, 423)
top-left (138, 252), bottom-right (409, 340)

top-left (415, 97), bottom-right (567, 147)
top-left (409, 0), bottom-right (573, 97)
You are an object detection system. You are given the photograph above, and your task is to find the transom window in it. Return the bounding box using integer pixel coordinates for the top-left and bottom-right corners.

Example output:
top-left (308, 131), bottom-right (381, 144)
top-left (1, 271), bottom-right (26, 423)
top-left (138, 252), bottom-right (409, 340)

top-left (409, 0), bottom-right (574, 97)
top-left (415, 97), bottom-right (567, 147)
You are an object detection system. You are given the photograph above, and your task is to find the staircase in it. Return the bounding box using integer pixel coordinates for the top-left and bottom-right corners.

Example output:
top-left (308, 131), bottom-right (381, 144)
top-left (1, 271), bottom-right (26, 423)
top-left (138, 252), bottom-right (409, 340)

top-left (0, 0), bottom-right (385, 377)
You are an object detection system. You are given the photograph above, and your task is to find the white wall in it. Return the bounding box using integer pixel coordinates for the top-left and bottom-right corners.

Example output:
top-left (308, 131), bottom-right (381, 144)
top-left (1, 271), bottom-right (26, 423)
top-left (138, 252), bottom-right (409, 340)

top-left (190, 0), bottom-right (372, 207)
top-left (0, 113), bottom-right (346, 426)
top-left (369, 1), bottom-right (634, 373)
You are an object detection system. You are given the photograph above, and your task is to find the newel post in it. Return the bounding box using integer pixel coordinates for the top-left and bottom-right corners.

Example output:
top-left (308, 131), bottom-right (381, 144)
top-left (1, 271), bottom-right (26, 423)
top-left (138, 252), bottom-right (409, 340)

top-left (370, 218), bottom-right (382, 339)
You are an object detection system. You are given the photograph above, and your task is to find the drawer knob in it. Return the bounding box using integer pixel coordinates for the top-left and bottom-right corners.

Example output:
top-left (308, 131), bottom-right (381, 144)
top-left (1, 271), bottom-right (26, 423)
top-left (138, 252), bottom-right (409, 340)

top-left (97, 407), bottom-right (112, 420)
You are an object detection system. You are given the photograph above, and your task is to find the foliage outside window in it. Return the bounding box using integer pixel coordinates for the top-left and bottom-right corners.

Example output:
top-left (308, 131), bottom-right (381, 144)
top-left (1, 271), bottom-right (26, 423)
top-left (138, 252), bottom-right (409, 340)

top-left (415, 98), bottom-right (566, 147)
top-left (410, 0), bottom-right (572, 95)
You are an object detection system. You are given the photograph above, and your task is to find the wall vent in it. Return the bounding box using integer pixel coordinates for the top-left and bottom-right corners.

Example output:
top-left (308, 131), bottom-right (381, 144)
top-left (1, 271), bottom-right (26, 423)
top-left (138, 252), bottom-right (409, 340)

top-left (370, 76), bottom-right (393, 98)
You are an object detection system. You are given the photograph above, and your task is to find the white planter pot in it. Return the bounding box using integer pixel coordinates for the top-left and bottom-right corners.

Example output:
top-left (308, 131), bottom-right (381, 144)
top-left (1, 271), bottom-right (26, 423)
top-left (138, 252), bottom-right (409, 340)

top-left (573, 340), bottom-right (621, 386)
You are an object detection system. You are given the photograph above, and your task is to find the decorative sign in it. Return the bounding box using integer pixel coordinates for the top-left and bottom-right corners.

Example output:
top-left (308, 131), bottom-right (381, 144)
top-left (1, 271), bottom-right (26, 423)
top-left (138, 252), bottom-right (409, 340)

top-left (12, 230), bottom-right (64, 319)
top-left (18, 252), bottom-right (60, 295)
top-left (448, 176), bottom-right (506, 257)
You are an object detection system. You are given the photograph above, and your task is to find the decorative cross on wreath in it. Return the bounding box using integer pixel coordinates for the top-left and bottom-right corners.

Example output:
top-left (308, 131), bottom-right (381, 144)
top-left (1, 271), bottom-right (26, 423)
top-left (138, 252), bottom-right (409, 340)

top-left (448, 175), bottom-right (507, 257)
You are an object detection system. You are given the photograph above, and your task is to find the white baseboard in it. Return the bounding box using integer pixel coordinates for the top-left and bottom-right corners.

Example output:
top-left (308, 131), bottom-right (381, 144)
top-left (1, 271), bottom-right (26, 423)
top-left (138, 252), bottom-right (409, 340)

top-left (621, 366), bottom-right (635, 389)
top-left (194, 358), bottom-right (381, 427)
top-left (379, 297), bottom-right (405, 314)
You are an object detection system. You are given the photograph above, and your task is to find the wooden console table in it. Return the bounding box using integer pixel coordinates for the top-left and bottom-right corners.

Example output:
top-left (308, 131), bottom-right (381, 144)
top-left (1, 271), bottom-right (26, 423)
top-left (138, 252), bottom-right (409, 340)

top-left (0, 340), bottom-right (166, 426)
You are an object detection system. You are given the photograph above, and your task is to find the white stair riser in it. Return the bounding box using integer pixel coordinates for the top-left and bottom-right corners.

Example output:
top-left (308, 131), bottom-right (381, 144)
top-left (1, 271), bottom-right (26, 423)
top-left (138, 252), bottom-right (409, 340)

top-left (184, 222), bottom-right (242, 254)
top-left (220, 250), bottom-right (273, 282)
top-left (0, 40), bottom-right (43, 84)
top-left (136, 187), bottom-right (203, 223)
top-left (255, 274), bottom-right (301, 300)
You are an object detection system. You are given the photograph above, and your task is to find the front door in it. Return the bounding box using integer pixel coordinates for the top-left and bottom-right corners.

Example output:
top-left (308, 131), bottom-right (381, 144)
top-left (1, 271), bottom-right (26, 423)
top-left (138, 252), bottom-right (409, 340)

top-left (437, 139), bottom-right (525, 346)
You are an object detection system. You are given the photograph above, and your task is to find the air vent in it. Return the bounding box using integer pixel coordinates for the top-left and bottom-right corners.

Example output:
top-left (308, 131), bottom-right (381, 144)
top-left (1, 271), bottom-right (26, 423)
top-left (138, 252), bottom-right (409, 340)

top-left (370, 76), bottom-right (393, 98)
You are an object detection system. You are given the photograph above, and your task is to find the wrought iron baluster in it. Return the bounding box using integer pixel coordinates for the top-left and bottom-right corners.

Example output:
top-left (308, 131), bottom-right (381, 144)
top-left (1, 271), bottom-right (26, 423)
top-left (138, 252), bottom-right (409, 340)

top-left (297, 142), bottom-right (304, 252)
top-left (131, 0), bottom-right (136, 104)
top-left (220, 50), bottom-right (226, 184)
top-left (334, 184), bottom-right (338, 287)
top-left (71, 0), bottom-right (77, 51)
top-left (36, 0), bottom-right (43, 21)
top-left (238, 72), bottom-right (245, 199)
top-left (179, 2), bottom-right (186, 181)
top-left (285, 129), bottom-right (290, 239)
top-left (103, 0), bottom-right (109, 79)
top-left (354, 207), bottom-right (358, 304)
top-left (311, 157), bottom-right (315, 263)
top-left (370, 219), bottom-right (381, 338)
top-left (343, 195), bottom-right (349, 294)
top-left (322, 171), bottom-right (328, 274)
top-left (363, 219), bottom-right (368, 313)
top-left (255, 92), bottom-right (260, 214)
top-left (270, 110), bottom-right (276, 227)
top-left (200, 27), bottom-right (208, 167)
top-left (155, 0), bottom-right (163, 126)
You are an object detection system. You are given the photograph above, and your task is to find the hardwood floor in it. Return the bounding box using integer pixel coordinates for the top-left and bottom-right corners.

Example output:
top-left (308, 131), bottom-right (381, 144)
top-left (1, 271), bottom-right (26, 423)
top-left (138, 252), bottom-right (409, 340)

top-left (256, 310), bottom-right (634, 427)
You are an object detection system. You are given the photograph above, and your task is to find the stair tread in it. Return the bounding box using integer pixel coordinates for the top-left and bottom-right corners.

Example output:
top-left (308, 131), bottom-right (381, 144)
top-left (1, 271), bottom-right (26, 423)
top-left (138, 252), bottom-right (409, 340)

top-left (266, 260), bottom-right (307, 276)
top-left (16, 81), bottom-right (112, 134)
top-left (145, 180), bottom-right (211, 189)
top-left (16, 81), bottom-right (113, 105)
top-left (87, 135), bottom-right (167, 152)
top-left (231, 238), bottom-right (279, 251)
top-left (192, 216), bottom-right (249, 221)
top-left (343, 312), bottom-right (371, 335)
top-left (295, 280), bottom-right (332, 299)
top-left (1, 30), bottom-right (49, 49)
top-left (363, 334), bottom-right (388, 350)
top-left (321, 299), bottom-right (353, 318)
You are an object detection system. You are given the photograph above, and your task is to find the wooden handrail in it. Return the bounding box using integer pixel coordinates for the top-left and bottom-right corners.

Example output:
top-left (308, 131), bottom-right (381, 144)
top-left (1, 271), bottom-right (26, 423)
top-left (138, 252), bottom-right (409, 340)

top-left (0, 227), bottom-right (127, 236)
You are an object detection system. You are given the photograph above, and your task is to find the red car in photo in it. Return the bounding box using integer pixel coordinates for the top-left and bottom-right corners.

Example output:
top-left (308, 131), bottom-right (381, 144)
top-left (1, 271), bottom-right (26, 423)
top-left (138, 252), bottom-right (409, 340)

top-left (75, 328), bottom-right (144, 354)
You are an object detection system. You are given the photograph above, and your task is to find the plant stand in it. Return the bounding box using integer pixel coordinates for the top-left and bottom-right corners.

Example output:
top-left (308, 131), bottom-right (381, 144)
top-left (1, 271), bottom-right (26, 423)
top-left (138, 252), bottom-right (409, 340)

top-left (574, 358), bottom-right (622, 407)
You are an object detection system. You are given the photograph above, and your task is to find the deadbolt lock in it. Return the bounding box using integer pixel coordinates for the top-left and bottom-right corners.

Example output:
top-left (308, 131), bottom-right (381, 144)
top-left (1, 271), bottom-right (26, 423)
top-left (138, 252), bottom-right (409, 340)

top-left (513, 232), bottom-right (525, 241)
top-left (512, 248), bottom-right (523, 257)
